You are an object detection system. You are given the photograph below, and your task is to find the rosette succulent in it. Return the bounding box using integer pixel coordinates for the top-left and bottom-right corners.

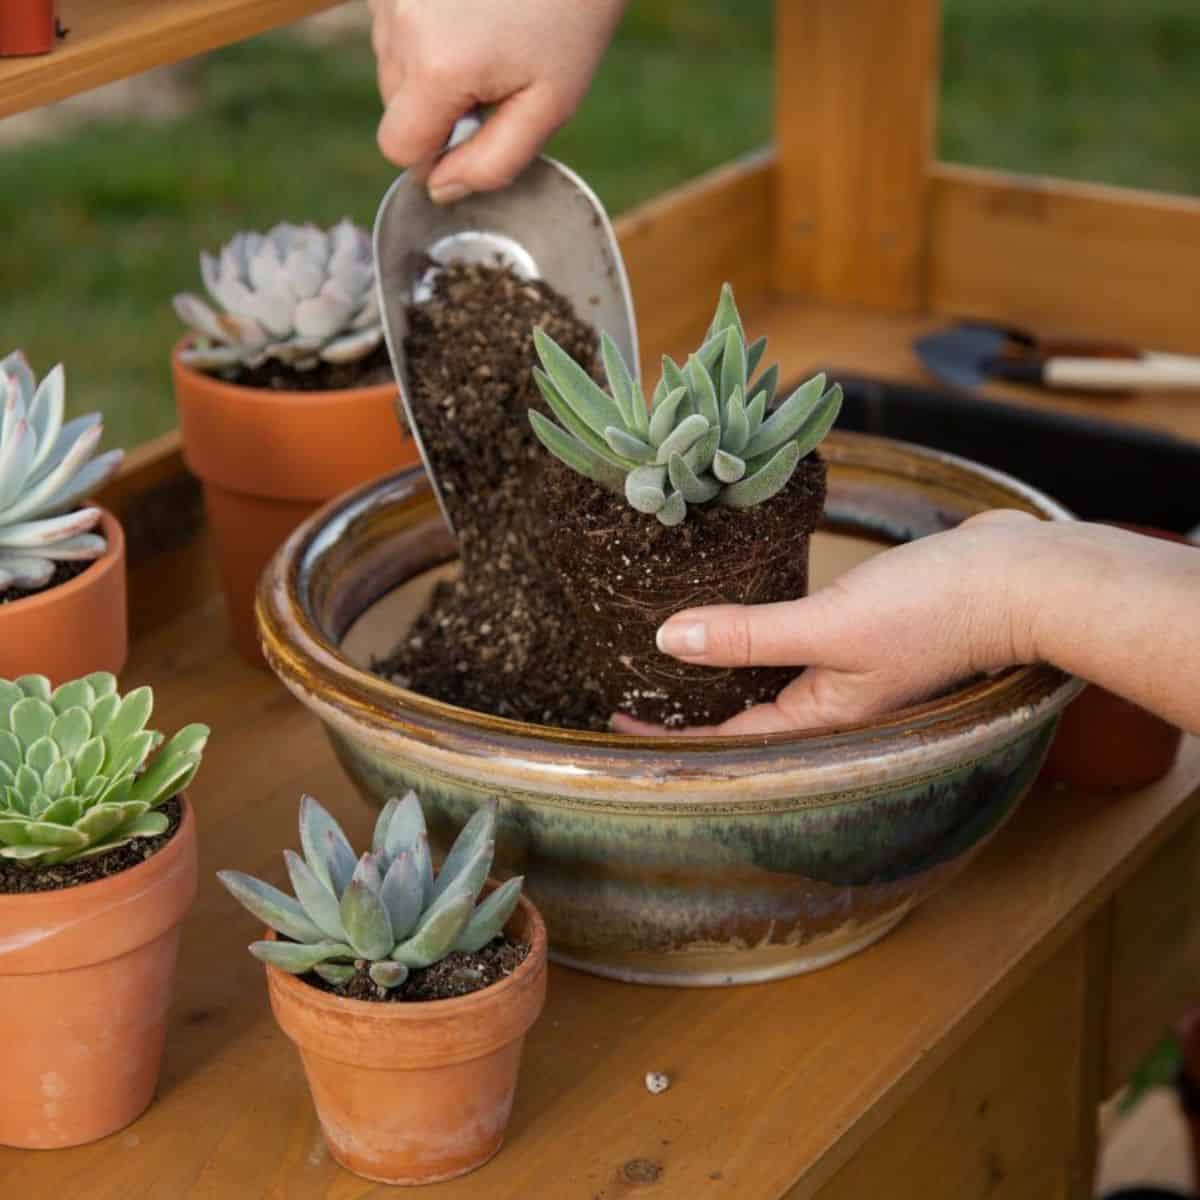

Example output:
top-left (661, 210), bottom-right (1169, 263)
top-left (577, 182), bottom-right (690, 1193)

top-left (0, 673), bottom-right (209, 866)
top-left (218, 792), bottom-right (523, 995)
top-left (0, 352), bottom-right (124, 591)
top-left (173, 219), bottom-right (383, 373)
top-left (530, 283), bottom-right (842, 526)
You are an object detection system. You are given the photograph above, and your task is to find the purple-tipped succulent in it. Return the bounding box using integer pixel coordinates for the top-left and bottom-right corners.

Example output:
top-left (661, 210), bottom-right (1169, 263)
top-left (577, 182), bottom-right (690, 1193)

top-left (218, 792), bottom-right (522, 995)
top-left (173, 219), bottom-right (383, 374)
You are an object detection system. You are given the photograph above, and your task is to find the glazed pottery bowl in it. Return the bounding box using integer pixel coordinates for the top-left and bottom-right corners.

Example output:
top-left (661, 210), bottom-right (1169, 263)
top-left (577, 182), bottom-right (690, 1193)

top-left (259, 432), bottom-right (1081, 986)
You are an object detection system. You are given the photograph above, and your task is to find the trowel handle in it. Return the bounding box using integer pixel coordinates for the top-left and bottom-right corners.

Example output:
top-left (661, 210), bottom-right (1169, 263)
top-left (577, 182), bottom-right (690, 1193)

top-left (441, 109), bottom-right (485, 157)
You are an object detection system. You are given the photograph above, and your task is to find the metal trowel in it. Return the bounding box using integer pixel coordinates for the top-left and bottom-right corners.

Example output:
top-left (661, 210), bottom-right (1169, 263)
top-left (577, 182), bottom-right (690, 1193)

top-left (372, 122), bottom-right (638, 537)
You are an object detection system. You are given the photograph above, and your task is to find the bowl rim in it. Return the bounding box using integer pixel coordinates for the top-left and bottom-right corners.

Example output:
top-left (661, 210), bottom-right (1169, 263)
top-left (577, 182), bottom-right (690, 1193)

top-left (257, 431), bottom-right (1081, 757)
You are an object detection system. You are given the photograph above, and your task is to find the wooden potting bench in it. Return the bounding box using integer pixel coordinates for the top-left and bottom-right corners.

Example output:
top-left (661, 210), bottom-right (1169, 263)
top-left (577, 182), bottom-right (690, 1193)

top-left (3, 4), bottom-right (1200, 1196)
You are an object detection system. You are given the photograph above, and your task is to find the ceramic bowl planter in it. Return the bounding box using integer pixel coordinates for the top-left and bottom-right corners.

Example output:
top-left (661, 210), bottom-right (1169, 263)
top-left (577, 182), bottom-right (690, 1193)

top-left (0, 508), bottom-right (127, 684)
top-left (0, 1), bottom-right (55, 56)
top-left (266, 892), bottom-right (546, 1184)
top-left (173, 350), bottom-right (418, 665)
top-left (0, 797), bottom-right (198, 1148)
top-left (260, 431), bottom-right (1082, 986)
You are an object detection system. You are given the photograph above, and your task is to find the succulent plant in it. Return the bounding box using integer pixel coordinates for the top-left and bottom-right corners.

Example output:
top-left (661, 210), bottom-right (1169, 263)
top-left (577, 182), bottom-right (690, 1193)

top-left (0, 352), bottom-right (124, 591)
top-left (0, 673), bottom-right (208, 866)
top-left (173, 219), bottom-right (383, 373)
top-left (530, 283), bottom-right (842, 526)
top-left (218, 792), bottom-right (522, 994)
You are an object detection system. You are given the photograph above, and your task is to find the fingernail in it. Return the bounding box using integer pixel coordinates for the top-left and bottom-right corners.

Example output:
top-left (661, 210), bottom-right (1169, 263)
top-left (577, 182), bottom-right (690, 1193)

top-left (656, 621), bottom-right (706, 658)
top-left (428, 182), bottom-right (469, 205)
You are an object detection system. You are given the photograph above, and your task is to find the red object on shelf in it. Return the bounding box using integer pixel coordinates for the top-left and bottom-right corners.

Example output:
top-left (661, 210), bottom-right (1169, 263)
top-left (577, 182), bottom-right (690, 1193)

top-left (0, 0), bottom-right (56, 57)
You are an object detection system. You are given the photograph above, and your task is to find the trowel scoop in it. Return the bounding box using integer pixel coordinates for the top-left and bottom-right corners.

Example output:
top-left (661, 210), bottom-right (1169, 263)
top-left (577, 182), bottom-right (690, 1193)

top-left (372, 141), bottom-right (638, 537)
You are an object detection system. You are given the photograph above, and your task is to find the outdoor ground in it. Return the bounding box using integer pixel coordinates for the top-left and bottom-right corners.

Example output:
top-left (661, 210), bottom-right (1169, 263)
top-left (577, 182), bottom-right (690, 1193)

top-left (0, 0), bottom-right (1196, 450)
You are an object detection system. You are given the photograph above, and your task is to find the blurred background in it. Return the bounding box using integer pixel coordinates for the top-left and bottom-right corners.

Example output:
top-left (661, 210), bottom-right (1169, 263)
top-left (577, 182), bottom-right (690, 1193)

top-left (0, 0), bottom-right (1196, 452)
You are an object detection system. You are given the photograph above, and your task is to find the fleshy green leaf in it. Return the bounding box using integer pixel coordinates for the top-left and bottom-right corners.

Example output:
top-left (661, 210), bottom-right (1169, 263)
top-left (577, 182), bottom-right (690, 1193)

top-left (383, 790), bottom-right (426, 861)
top-left (25, 735), bottom-right (58, 774)
top-left (601, 332), bottom-right (645, 437)
top-left (713, 450), bottom-right (747, 484)
top-left (682, 426), bottom-right (721, 476)
top-left (284, 848), bottom-right (346, 941)
top-left (15, 676), bottom-right (51, 703)
top-left (648, 386), bottom-right (687, 449)
top-left (654, 413), bottom-right (709, 465)
top-left (314, 963), bottom-right (356, 986)
top-left (49, 708), bottom-right (91, 759)
top-left (533, 328), bottom-right (622, 436)
top-left (533, 368), bottom-right (625, 466)
top-left (217, 869), bottom-right (327, 943)
top-left (745, 335), bottom-right (768, 378)
top-left (370, 795), bottom-right (403, 855)
top-left (686, 355), bottom-right (721, 427)
top-left (720, 327), bottom-right (746, 405)
top-left (392, 892), bottom-right (473, 968)
top-left (625, 464), bottom-right (667, 514)
top-left (455, 877), bottom-right (524, 954)
top-left (667, 454), bottom-right (720, 505)
top-left (339, 876), bottom-right (393, 960)
top-left (127, 750), bottom-right (200, 810)
top-left (721, 441), bottom-right (802, 509)
top-left (10, 697), bottom-right (53, 748)
top-left (705, 282), bottom-right (745, 342)
top-left (299, 793), bottom-right (357, 897)
top-left (603, 426), bottom-right (654, 462)
top-left (249, 940), bottom-right (356, 974)
top-left (747, 362), bottom-right (779, 410)
top-left (379, 851), bottom-right (424, 941)
top-left (657, 489), bottom-right (687, 527)
top-left (431, 803), bottom-right (496, 904)
top-left (50, 679), bottom-right (93, 715)
top-left (102, 686), bottom-right (154, 752)
top-left (529, 410), bottom-right (627, 493)
top-left (74, 800), bottom-right (147, 843)
top-left (721, 385), bottom-right (749, 456)
top-left (742, 373), bottom-right (828, 460)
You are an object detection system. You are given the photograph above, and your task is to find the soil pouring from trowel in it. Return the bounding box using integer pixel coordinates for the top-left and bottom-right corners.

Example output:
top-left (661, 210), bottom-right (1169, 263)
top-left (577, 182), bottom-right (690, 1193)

top-left (372, 158), bottom-right (841, 729)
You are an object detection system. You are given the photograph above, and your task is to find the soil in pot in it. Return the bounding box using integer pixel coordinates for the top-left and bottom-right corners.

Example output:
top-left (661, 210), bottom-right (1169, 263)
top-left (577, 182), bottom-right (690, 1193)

top-left (540, 454), bottom-right (827, 726)
top-left (0, 797), bottom-right (182, 894)
top-left (304, 935), bottom-right (530, 1003)
top-left (373, 260), bottom-right (610, 728)
top-left (0, 558), bottom-right (91, 606)
top-left (218, 342), bottom-right (397, 396)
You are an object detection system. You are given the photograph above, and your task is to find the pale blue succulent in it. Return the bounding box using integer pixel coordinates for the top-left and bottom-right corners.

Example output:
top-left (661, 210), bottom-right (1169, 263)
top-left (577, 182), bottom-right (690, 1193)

top-left (0, 352), bottom-right (124, 591)
top-left (173, 220), bottom-right (383, 373)
top-left (218, 792), bottom-right (523, 994)
top-left (529, 284), bottom-right (842, 526)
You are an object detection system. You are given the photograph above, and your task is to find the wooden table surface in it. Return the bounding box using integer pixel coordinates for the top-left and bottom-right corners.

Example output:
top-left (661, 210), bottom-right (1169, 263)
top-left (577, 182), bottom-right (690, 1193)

top-left (2, 596), bottom-right (1198, 1199)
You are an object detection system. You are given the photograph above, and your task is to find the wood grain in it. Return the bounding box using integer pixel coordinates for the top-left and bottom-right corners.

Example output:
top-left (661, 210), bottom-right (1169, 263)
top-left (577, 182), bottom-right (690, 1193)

top-left (772, 0), bottom-right (940, 311)
top-left (0, 0), bottom-right (341, 118)
top-left (1, 601), bottom-right (1197, 1196)
top-left (930, 163), bottom-right (1200, 356)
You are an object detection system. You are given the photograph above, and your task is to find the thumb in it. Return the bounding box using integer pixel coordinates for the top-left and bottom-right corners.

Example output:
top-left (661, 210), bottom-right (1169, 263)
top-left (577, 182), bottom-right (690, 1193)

top-left (425, 84), bottom-right (570, 201)
top-left (656, 589), bottom-right (848, 669)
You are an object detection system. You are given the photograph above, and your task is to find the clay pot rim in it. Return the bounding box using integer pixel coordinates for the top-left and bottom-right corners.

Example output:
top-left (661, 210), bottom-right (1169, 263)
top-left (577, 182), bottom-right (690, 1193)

top-left (171, 339), bottom-right (397, 407)
top-left (262, 889), bottom-right (547, 1021)
top-left (0, 507), bottom-right (123, 620)
top-left (0, 794), bottom-right (194, 908)
top-left (258, 432), bottom-right (1082, 764)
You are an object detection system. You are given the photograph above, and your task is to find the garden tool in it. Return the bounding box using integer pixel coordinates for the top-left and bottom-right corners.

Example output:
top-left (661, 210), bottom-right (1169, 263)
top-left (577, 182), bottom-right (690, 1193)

top-left (373, 116), bottom-right (638, 537)
top-left (915, 322), bottom-right (1200, 395)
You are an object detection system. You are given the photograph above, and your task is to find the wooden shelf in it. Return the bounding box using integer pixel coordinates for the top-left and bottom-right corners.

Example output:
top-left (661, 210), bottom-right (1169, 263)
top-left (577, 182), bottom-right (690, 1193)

top-left (0, 0), bottom-right (341, 119)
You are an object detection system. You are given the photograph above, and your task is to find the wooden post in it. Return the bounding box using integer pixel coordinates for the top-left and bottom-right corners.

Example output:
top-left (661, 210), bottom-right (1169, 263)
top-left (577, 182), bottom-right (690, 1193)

top-left (773, 0), bottom-right (940, 313)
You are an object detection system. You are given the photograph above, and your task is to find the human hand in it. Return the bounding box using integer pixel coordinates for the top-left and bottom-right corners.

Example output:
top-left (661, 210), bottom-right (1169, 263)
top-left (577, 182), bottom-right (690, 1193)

top-left (612, 510), bottom-right (1056, 737)
top-left (371, 0), bottom-right (628, 203)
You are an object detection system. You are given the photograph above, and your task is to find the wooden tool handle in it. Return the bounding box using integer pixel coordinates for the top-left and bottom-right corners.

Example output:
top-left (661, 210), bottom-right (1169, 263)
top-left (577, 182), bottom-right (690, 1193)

top-left (1045, 357), bottom-right (1200, 391)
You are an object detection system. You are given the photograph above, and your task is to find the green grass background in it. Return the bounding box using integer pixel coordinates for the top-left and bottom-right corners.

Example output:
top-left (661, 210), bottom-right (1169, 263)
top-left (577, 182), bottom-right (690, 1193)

top-left (0, 0), bottom-right (1196, 450)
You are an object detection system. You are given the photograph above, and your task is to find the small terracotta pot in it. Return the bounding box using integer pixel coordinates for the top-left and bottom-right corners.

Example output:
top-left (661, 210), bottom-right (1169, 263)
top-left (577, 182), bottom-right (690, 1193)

top-left (0, 0), bottom-right (55, 56)
top-left (172, 348), bottom-right (418, 665)
top-left (1041, 524), bottom-right (1193, 792)
top-left (0, 507), bottom-right (127, 684)
top-left (265, 890), bottom-right (547, 1185)
top-left (0, 797), bottom-right (198, 1148)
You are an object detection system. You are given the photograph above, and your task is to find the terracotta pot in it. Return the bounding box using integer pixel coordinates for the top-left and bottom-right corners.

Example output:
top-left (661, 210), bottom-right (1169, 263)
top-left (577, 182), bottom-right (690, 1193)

top-left (0, 797), bottom-right (198, 1148)
top-left (265, 890), bottom-right (547, 1185)
top-left (1041, 524), bottom-right (1193, 792)
top-left (0, 507), bottom-right (127, 684)
top-left (172, 348), bottom-right (418, 665)
top-left (0, 0), bottom-right (55, 56)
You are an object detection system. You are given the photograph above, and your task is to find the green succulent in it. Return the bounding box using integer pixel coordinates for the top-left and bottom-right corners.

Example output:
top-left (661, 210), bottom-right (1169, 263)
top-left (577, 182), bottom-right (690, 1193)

top-left (0, 673), bottom-right (209, 866)
top-left (218, 792), bottom-right (523, 994)
top-left (529, 283), bottom-right (842, 526)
